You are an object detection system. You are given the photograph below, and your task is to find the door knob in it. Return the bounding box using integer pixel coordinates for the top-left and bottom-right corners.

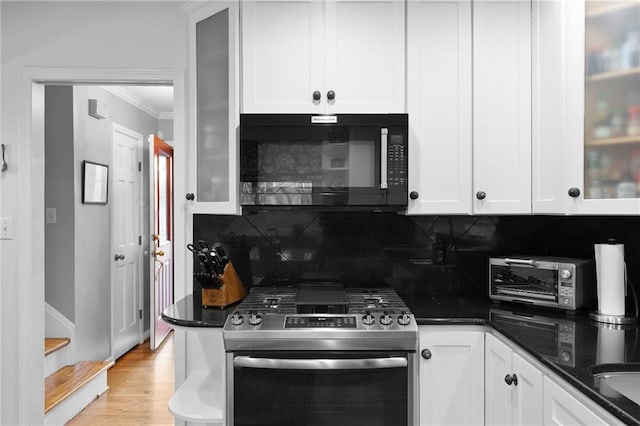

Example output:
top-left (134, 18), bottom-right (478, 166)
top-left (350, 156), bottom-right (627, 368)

top-left (114, 254), bottom-right (125, 261)
top-left (154, 250), bottom-right (165, 257)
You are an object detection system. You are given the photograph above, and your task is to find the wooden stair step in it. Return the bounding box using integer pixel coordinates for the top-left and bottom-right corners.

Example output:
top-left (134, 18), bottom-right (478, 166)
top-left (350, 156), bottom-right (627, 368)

top-left (45, 338), bottom-right (70, 356)
top-left (45, 360), bottom-right (114, 413)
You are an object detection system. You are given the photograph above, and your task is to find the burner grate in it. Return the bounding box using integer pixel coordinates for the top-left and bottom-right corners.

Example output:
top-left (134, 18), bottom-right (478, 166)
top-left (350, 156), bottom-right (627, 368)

top-left (233, 286), bottom-right (411, 315)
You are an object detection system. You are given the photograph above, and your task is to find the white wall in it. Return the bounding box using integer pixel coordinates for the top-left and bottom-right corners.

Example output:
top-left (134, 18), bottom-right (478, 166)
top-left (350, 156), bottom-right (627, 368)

top-left (0, 2), bottom-right (188, 424)
top-left (45, 86), bottom-right (76, 321)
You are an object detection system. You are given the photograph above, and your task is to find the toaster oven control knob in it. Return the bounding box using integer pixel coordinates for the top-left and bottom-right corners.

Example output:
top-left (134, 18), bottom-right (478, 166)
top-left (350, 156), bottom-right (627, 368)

top-left (409, 191), bottom-right (419, 200)
top-left (230, 312), bottom-right (244, 326)
top-left (560, 269), bottom-right (572, 279)
top-left (362, 311), bottom-right (375, 326)
top-left (380, 311), bottom-right (393, 326)
top-left (398, 312), bottom-right (412, 326)
top-left (248, 312), bottom-right (262, 326)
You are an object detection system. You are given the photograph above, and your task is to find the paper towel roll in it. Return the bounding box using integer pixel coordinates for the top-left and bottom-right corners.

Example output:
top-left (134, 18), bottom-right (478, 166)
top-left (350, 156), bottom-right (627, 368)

top-left (595, 242), bottom-right (626, 316)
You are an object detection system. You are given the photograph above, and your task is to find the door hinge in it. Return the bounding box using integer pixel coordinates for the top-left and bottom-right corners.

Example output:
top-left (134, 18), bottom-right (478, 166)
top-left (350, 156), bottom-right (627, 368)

top-left (139, 235), bottom-right (142, 245)
top-left (139, 309), bottom-right (143, 320)
top-left (138, 161), bottom-right (142, 172)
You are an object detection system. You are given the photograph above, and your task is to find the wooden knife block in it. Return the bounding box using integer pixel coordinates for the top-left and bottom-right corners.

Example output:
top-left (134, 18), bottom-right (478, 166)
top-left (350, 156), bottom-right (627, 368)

top-left (202, 262), bottom-right (247, 308)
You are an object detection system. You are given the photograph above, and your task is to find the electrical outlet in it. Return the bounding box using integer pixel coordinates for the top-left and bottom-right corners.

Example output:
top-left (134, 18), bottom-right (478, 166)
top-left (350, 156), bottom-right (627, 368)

top-left (0, 217), bottom-right (14, 240)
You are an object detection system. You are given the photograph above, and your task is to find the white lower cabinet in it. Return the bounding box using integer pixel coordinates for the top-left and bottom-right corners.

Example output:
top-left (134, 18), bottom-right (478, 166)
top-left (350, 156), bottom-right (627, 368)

top-left (418, 326), bottom-right (485, 425)
top-left (485, 333), bottom-right (543, 425)
top-left (543, 376), bottom-right (622, 426)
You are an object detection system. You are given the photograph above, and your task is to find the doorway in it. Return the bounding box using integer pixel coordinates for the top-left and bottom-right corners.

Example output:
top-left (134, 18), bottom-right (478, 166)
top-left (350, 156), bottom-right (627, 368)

top-left (45, 83), bottom-right (176, 361)
top-left (22, 67), bottom-right (185, 424)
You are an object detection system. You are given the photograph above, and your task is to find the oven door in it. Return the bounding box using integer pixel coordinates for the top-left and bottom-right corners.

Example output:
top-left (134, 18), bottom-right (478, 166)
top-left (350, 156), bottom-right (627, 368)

top-left (227, 350), bottom-right (415, 426)
top-left (490, 258), bottom-right (559, 307)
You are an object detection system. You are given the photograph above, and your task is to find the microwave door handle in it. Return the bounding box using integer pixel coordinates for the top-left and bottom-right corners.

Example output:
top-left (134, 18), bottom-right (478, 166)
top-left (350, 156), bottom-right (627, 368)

top-left (504, 258), bottom-right (538, 267)
top-left (234, 356), bottom-right (407, 370)
top-left (380, 128), bottom-right (388, 190)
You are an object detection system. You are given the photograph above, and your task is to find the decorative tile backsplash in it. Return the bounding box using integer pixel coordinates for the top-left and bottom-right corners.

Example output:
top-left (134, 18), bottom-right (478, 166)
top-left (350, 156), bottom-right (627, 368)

top-left (193, 213), bottom-right (640, 305)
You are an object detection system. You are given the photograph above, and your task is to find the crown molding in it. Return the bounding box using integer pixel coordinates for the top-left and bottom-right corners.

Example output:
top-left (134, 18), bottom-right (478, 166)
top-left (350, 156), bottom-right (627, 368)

top-left (102, 85), bottom-right (173, 120)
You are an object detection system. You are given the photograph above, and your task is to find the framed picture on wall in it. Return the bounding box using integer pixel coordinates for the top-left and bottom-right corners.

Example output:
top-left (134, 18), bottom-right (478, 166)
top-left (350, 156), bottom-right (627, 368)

top-left (82, 160), bottom-right (109, 204)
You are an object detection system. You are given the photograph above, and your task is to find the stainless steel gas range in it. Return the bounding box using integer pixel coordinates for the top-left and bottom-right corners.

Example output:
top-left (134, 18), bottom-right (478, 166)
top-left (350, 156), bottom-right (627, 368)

top-left (223, 282), bottom-right (418, 426)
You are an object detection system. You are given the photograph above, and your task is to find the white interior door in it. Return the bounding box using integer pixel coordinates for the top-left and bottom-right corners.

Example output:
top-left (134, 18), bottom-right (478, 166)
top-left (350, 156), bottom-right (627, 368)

top-left (111, 123), bottom-right (143, 360)
top-left (149, 134), bottom-right (174, 351)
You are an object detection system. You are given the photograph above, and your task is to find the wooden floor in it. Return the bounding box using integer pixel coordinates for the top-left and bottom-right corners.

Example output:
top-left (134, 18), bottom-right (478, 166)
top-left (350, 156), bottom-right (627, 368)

top-left (67, 332), bottom-right (175, 425)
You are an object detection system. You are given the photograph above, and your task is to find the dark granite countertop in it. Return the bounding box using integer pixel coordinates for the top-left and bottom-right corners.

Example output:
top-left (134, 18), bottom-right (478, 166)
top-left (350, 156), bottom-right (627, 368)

top-left (162, 293), bottom-right (640, 425)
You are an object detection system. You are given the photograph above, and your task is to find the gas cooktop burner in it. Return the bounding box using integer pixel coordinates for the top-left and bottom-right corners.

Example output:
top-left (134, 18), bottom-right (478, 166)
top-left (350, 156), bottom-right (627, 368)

top-left (223, 283), bottom-right (417, 351)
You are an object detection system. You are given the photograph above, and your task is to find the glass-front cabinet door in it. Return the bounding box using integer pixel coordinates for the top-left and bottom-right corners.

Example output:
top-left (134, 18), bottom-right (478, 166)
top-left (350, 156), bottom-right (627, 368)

top-left (583, 1), bottom-right (640, 202)
top-left (536, 0), bottom-right (640, 214)
top-left (187, 1), bottom-right (240, 214)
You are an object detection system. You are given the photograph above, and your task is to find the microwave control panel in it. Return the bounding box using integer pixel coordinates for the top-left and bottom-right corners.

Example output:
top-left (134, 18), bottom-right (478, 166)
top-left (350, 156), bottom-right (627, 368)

top-left (387, 134), bottom-right (406, 187)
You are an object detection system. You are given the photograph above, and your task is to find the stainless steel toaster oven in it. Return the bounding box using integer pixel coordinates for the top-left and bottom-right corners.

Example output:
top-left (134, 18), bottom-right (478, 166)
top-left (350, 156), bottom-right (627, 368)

top-left (489, 256), bottom-right (595, 311)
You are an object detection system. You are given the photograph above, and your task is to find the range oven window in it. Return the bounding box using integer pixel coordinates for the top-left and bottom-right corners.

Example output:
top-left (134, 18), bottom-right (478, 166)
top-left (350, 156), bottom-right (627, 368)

top-left (231, 351), bottom-right (410, 426)
top-left (491, 264), bottom-right (558, 301)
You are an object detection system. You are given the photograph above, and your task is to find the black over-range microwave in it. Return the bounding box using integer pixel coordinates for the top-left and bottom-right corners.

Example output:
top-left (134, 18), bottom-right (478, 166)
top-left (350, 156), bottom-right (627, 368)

top-left (239, 114), bottom-right (408, 211)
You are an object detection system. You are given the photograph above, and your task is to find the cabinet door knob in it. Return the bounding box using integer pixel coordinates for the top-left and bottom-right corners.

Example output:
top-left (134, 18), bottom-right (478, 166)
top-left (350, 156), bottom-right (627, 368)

top-left (312, 90), bottom-right (321, 101)
top-left (327, 90), bottom-right (336, 101)
top-left (568, 187), bottom-right (581, 198)
top-left (409, 191), bottom-right (419, 200)
top-left (186, 193), bottom-right (195, 201)
top-left (504, 373), bottom-right (518, 386)
top-left (421, 348), bottom-right (432, 360)
top-left (504, 374), bottom-right (513, 385)
top-left (476, 191), bottom-right (487, 200)
top-left (114, 254), bottom-right (125, 261)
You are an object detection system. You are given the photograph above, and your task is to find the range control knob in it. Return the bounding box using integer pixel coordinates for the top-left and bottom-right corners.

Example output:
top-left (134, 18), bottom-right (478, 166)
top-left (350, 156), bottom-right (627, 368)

top-left (362, 311), bottom-right (375, 326)
top-left (380, 311), bottom-right (393, 326)
top-left (398, 312), bottom-right (412, 326)
top-left (560, 269), bottom-right (572, 279)
top-left (230, 312), bottom-right (244, 326)
top-left (248, 312), bottom-right (262, 326)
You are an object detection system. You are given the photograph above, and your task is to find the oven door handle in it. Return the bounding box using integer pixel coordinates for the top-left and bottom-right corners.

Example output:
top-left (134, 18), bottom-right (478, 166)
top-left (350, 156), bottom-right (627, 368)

top-left (234, 356), bottom-right (407, 370)
top-left (504, 258), bottom-right (538, 267)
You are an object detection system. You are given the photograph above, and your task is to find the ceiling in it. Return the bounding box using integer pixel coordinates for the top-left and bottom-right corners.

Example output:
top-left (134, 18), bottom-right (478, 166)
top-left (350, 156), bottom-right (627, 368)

top-left (102, 85), bottom-right (174, 120)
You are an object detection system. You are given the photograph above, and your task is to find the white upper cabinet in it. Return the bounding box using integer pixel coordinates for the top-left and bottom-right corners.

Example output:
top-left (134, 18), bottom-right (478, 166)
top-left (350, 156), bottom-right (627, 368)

top-left (187, 2), bottom-right (241, 214)
top-left (534, 0), bottom-right (640, 214)
top-left (241, 0), bottom-right (405, 113)
top-left (473, 0), bottom-right (532, 214)
top-left (406, 0), bottom-right (473, 215)
top-left (407, 0), bottom-right (531, 215)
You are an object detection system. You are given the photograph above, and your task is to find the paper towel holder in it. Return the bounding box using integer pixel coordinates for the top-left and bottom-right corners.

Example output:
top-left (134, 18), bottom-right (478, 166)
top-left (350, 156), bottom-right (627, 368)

top-left (590, 239), bottom-right (639, 325)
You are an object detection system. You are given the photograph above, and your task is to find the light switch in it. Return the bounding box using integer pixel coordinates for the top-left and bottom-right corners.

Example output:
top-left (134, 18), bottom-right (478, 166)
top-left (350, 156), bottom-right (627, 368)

top-left (0, 217), bottom-right (14, 240)
top-left (46, 208), bottom-right (57, 224)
